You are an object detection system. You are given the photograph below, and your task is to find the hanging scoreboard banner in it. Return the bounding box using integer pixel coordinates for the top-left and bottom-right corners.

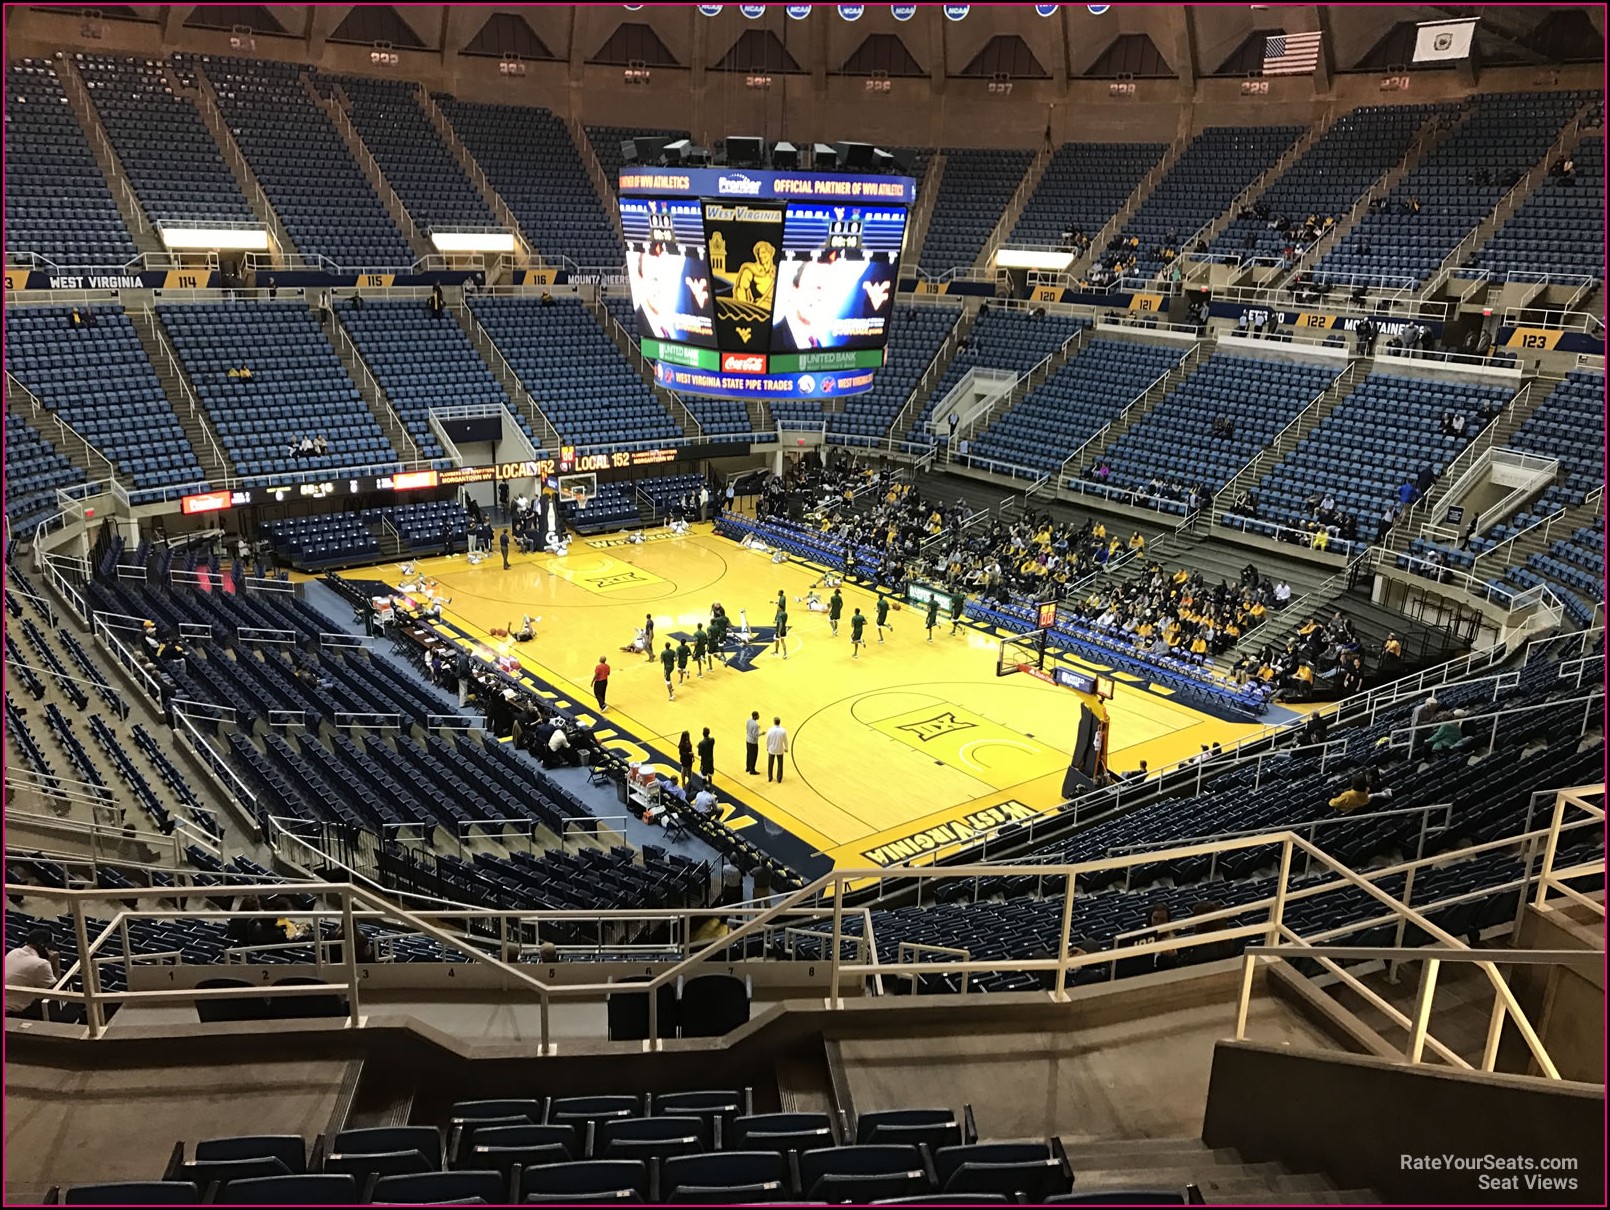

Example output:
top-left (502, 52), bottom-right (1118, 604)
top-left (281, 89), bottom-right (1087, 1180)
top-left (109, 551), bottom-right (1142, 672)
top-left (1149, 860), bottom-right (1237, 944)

top-left (702, 199), bottom-right (788, 352)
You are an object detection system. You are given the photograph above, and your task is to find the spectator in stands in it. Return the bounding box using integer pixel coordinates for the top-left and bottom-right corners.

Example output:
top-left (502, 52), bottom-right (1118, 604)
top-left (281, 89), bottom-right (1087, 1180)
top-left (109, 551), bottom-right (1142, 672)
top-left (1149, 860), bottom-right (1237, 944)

top-left (314, 434), bottom-right (329, 456)
top-left (295, 435), bottom-right (315, 459)
top-left (1440, 410), bottom-right (1456, 436)
top-left (1273, 580), bottom-right (1292, 609)
top-left (1146, 905), bottom-right (1178, 971)
top-left (4, 928), bottom-right (60, 1020)
top-left (537, 942), bottom-right (560, 964)
top-left (350, 290), bottom-right (364, 311)
top-left (430, 282), bottom-right (445, 318)
top-left (68, 306), bottom-right (85, 329)
top-left (692, 785), bottom-right (718, 817)
top-left (1328, 774), bottom-right (1392, 812)
top-left (264, 274), bottom-right (278, 299)
top-left (546, 725), bottom-right (573, 767)
top-left (1300, 711), bottom-right (1330, 748)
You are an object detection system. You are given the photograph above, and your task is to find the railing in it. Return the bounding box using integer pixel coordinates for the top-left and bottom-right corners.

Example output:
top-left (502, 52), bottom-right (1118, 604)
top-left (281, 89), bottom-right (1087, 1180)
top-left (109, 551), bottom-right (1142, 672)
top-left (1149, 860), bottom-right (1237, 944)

top-left (319, 81), bottom-right (427, 252)
top-left (331, 316), bottom-right (423, 462)
top-left (455, 302), bottom-right (561, 449)
top-left (1533, 785), bottom-right (1605, 919)
top-left (977, 142), bottom-right (1052, 270)
top-left (1385, 689), bottom-right (1603, 759)
top-left (10, 780), bottom-right (1598, 1045)
top-left (90, 615), bottom-right (163, 706)
top-left (1417, 448), bottom-right (1560, 547)
top-left (6, 371), bottom-right (125, 490)
top-left (1214, 359), bottom-right (1360, 508)
top-left (138, 304), bottom-right (230, 480)
top-left (39, 555), bottom-right (89, 623)
top-left (2, 805), bottom-right (188, 869)
top-left (171, 706), bottom-right (258, 817)
top-left (1057, 349), bottom-right (1189, 482)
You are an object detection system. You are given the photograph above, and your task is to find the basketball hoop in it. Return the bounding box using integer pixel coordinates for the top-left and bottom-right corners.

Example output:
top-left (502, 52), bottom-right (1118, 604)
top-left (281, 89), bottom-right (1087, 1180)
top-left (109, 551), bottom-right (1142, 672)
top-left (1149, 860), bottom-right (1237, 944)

top-left (569, 487), bottom-right (589, 512)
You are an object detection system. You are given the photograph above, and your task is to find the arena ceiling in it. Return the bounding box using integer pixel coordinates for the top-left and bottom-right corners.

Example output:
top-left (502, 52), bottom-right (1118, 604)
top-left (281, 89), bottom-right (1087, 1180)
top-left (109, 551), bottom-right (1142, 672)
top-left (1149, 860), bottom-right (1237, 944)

top-left (16, 5), bottom-right (1606, 75)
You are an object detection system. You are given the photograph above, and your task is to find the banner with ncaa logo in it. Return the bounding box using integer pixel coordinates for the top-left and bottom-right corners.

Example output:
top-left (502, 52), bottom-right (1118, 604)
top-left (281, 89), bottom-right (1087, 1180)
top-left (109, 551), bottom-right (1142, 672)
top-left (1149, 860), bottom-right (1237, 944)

top-left (838, 4), bottom-right (865, 20)
top-left (1036, 4), bottom-right (1060, 15)
top-left (698, 4), bottom-right (723, 15)
top-left (786, 4), bottom-right (812, 18)
top-left (944, 4), bottom-right (970, 20)
top-left (891, 4), bottom-right (918, 20)
top-left (1088, 4), bottom-right (1111, 13)
top-left (740, 3), bottom-right (766, 15)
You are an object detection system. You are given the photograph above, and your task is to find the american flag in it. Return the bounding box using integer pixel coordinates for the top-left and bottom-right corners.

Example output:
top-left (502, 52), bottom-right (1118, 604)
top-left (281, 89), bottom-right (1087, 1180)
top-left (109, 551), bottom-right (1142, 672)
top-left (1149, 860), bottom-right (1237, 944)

top-left (1262, 31), bottom-right (1323, 75)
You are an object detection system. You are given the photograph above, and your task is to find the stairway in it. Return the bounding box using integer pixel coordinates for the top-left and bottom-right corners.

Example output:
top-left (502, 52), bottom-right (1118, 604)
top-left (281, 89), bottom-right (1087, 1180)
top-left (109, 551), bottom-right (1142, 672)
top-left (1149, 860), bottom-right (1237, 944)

top-left (961, 324), bottom-right (1091, 446)
top-left (1064, 129), bottom-right (1193, 284)
top-left (416, 86), bottom-right (532, 261)
top-left (6, 376), bottom-right (123, 487)
top-left (1057, 1137), bottom-right (1381, 1204)
top-left (1396, 376), bottom-right (1552, 554)
top-left (975, 144), bottom-right (1055, 269)
top-left (187, 63), bottom-right (298, 262)
top-left (325, 308), bottom-right (422, 464)
top-left (307, 76), bottom-right (433, 263)
top-left (1424, 98), bottom-right (1603, 298)
top-left (585, 297), bottom-right (701, 440)
top-left (883, 304), bottom-right (978, 443)
top-left (128, 307), bottom-right (236, 484)
top-left (1473, 492), bottom-right (1604, 582)
top-left (1186, 110), bottom-right (1339, 271)
top-left (1212, 360), bottom-right (1367, 523)
top-left (1269, 107), bottom-right (1471, 291)
top-left (1062, 341), bottom-right (1204, 480)
top-left (53, 57), bottom-right (162, 259)
top-left (449, 301), bottom-right (562, 451)
top-left (903, 153), bottom-right (947, 269)
top-left (570, 115), bottom-right (624, 244)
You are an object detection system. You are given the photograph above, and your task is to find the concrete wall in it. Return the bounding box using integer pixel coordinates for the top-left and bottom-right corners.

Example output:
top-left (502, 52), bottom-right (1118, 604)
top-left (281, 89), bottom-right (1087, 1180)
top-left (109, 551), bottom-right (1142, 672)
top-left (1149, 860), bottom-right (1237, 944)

top-left (7, 7), bottom-right (1599, 150)
top-left (1504, 905), bottom-right (1607, 1083)
top-left (1203, 1039), bottom-right (1606, 1204)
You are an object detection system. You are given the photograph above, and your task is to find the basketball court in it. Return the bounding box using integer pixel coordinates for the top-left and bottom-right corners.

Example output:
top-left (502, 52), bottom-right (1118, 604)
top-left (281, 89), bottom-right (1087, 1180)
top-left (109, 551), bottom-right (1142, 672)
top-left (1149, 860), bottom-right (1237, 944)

top-left (335, 519), bottom-right (1282, 873)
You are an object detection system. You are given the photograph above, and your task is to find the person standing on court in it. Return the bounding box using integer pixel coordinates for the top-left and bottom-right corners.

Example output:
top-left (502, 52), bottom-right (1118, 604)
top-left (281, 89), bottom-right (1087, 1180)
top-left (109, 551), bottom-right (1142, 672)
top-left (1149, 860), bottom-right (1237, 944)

top-left (745, 710), bottom-right (761, 774)
top-left (676, 637), bottom-right (692, 684)
top-left (849, 607), bottom-right (866, 658)
top-left (766, 717), bottom-right (789, 783)
top-left (949, 593), bottom-right (965, 636)
top-left (828, 587), bottom-right (843, 636)
top-left (643, 613), bottom-right (656, 661)
top-left (592, 655), bottom-right (610, 712)
top-left (697, 726), bottom-right (715, 784)
top-left (925, 595), bottom-right (939, 642)
top-left (773, 601), bottom-right (790, 660)
top-left (660, 641), bottom-right (677, 700)
top-left (499, 529), bottom-right (510, 569)
top-left (876, 594), bottom-right (891, 643)
top-left (679, 730), bottom-right (695, 785)
top-left (693, 622), bottom-right (709, 677)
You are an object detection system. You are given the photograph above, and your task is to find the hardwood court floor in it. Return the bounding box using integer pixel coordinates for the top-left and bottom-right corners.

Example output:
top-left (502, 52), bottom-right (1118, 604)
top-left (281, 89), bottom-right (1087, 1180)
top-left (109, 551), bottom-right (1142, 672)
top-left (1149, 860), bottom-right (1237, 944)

top-left (360, 524), bottom-right (1269, 870)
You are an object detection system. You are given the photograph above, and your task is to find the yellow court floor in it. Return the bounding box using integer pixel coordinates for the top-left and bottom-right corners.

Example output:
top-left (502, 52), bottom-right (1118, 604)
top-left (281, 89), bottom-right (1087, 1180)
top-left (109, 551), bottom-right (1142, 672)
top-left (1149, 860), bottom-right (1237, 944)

top-left (351, 524), bottom-right (1271, 870)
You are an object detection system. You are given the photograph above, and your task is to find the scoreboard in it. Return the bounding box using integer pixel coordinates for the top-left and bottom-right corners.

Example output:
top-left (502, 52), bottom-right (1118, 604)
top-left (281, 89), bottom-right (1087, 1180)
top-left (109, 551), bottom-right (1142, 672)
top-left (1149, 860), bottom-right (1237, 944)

top-left (619, 167), bottom-right (916, 401)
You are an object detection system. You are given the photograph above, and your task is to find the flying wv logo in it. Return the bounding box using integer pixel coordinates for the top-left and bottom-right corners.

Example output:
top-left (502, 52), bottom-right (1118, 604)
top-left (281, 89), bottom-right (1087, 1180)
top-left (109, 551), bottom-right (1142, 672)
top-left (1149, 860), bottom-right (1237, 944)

top-left (736, 326), bottom-right (753, 344)
top-left (675, 627), bottom-right (775, 672)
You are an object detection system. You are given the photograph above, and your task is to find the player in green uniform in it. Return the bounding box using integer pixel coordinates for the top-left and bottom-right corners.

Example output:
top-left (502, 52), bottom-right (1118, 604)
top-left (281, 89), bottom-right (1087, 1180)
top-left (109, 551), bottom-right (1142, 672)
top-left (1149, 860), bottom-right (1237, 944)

top-left (676, 638), bottom-right (691, 683)
top-left (773, 603), bottom-right (789, 660)
top-left (949, 593), bottom-right (965, 636)
top-left (708, 612), bottom-right (727, 668)
top-left (875, 595), bottom-right (891, 643)
top-left (692, 623), bottom-right (708, 677)
top-left (659, 641), bottom-right (676, 700)
top-left (925, 596), bottom-right (939, 642)
top-left (849, 607), bottom-right (866, 658)
top-left (827, 588), bottom-right (843, 636)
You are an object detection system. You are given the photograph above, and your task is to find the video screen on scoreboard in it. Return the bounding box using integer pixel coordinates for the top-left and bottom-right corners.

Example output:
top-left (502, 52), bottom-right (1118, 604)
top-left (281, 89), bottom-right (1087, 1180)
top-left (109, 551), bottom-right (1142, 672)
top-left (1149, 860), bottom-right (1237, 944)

top-left (621, 197), bottom-right (716, 348)
top-left (770, 204), bottom-right (907, 352)
top-left (702, 199), bottom-right (788, 353)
